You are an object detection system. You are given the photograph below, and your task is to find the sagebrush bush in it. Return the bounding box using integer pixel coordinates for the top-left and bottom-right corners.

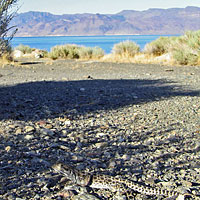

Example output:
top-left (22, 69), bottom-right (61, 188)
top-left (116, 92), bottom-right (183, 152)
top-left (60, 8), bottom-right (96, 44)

top-left (184, 30), bottom-right (200, 50)
top-left (172, 48), bottom-right (199, 65)
top-left (143, 30), bottom-right (200, 65)
top-left (112, 41), bottom-right (140, 57)
top-left (78, 46), bottom-right (104, 59)
top-left (49, 44), bottom-right (80, 60)
top-left (170, 30), bottom-right (200, 65)
top-left (143, 36), bottom-right (173, 56)
top-left (15, 44), bottom-right (34, 54)
top-left (49, 44), bottom-right (104, 60)
top-left (91, 47), bottom-right (105, 59)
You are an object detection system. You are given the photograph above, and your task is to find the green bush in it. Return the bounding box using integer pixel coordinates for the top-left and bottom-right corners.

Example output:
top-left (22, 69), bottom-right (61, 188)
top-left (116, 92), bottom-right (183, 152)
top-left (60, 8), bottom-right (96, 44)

top-left (92, 47), bottom-right (105, 59)
top-left (49, 44), bottom-right (80, 60)
top-left (78, 46), bottom-right (104, 59)
top-left (143, 36), bottom-right (173, 56)
top-left (112, 40), bottom-right (140, 57)
top-left (170, 30), bottom-right (200, 65)
top-left (143, 30), bottom-right (200, 65)
top-left (15, 44), bottom-right (34, 54)
top-left (49, 44), bottom-right (104, 60)
top-left (172, 48), bottom-right (198, 65)
top-left (184, 30), bottom-right (200, 49)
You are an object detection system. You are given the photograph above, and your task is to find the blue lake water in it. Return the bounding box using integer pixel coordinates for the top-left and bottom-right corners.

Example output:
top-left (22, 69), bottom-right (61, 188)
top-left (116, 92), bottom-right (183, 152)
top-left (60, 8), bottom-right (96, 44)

top-left (11, 35), bottom-right (176, 54)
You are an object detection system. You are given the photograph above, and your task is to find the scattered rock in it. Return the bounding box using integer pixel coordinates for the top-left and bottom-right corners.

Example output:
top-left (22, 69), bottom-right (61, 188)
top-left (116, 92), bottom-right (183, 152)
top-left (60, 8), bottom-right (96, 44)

top-left (40, 128), bottom-right (55, 136)
top-left (24, 134), bottom-right (34, 140)
top-left (13, 50), bottom-right (24, 58)
top-left (25, 126), bottom-right (35, 133)
top-left (5, 146), bottom-right (11, 152)
top-left (155, 53), bottom-right (172, 62)
top-left (15, 128), bottom-right (22, 134)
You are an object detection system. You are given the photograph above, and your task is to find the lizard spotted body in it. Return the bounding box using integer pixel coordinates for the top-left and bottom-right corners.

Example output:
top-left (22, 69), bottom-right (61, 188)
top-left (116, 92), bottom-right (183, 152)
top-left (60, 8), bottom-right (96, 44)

top-left (52, 163), bottom-right (186, 199)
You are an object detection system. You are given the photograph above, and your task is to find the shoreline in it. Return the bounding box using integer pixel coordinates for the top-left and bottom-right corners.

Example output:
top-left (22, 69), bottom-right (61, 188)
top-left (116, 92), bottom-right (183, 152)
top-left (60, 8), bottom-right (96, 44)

top-left (13, 34), bottom-right (178, 38)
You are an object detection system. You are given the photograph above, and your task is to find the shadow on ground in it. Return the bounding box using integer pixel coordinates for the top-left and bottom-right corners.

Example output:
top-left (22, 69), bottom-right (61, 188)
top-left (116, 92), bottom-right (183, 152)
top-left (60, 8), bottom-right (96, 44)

top-left (0, 79), bottom-right (199, 121)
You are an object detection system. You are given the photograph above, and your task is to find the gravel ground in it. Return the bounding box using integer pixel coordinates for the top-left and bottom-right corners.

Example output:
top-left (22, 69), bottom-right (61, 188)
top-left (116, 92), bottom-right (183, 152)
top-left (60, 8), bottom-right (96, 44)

top-left (0, 59), bottom-right (200, 200)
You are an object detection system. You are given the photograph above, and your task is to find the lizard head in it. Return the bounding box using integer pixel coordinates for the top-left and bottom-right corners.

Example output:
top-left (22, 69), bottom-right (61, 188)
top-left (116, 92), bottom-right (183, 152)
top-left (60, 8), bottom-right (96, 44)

top-left (52, 163), bottom-right (91, 186)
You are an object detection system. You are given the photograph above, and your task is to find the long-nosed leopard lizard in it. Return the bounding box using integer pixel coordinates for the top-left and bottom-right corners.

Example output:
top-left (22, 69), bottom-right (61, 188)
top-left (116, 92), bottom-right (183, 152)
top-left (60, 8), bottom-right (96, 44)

top-left (52, 163), bottom-right (192, 199)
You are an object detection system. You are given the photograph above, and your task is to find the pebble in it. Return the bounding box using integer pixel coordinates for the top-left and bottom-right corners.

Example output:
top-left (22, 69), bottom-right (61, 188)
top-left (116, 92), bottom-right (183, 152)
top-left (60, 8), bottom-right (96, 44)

top-left (64, 120), bottom-right (71, 126)
top-left (40, 128), bottom-right (55, 136)
top-left (95, 142), bottom-right (107, 148)
top-left (24, 134), bottom-right (34, 140)
top-left (80, 88), bottom-right (85, 91)
top-left (122, 154), bottom-right (131, 161)
top-left (15, 128), bottom-right (22, 134)
top-left (44, 124), bottom-right (53, 129)
top-left (5, 146), bottom-right (11, 152)
top-left (25, 126), bottom-right (35, 133)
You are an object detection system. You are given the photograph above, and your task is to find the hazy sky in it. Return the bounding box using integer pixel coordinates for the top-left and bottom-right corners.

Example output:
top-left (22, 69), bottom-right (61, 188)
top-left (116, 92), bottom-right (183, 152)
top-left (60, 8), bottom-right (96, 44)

top-left (17, 0), bottom-right (200, 14)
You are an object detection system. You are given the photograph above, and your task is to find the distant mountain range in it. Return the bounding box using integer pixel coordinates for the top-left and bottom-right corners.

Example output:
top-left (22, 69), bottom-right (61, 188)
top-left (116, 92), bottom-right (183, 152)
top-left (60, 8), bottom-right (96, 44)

top-left (11, 6), bottom-right (200, 36)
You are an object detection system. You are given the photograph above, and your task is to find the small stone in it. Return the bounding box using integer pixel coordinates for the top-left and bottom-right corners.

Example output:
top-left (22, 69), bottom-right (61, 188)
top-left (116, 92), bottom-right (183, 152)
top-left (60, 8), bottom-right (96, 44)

top-left (60, 145), bottom-right (70, 151)
top-left (9, 125), bottom-right (16, 129)
top-left (13, 50), bottom-right (23, 58)
top-left (15, 128), bottom-right (22, 134)
top-left (42, 184), bottom-right (49, 192)
top-left (176, 195), bottom-right (185, 200)
top-left (50, 143), bottom-right (59, 148)
top-left (62, 130), bottom-right (68, 134)
top-left (76, 164), bottom-right (85, 171)
top-left (122, 154), bottom-right (131, 161)
top-left (64, 120), bottom-right (71, 126)
top-left (25, 126), bottom-right (35, 133)
top-left (71, 155), bottom-right (84, 162)
top-left (0, 128), bottom-right (4, 134)
top-left (5, 146), bottom-right (11, 152)
top-left (44, 136), bottom-right (50, 140)
top-left (95, 142), bottom-right (107, 148)
top-left (80, 88), bottom-right (85, 91)
top-left (108, 160), bottom-right (116, 168)
top-left (37, 120), bottom-right (46, 126)
top-left (45, 124), bottom-right (53, 129)
top-left (24, 134), bottom-right (34, 140)
top-left (40, 128), bottom-right (55, 136)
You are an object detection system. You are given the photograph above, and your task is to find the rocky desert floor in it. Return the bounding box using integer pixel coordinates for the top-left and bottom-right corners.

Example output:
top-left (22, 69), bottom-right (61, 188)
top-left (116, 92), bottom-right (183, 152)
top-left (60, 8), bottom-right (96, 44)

top-left (0, 59), bottom-right (199, 199)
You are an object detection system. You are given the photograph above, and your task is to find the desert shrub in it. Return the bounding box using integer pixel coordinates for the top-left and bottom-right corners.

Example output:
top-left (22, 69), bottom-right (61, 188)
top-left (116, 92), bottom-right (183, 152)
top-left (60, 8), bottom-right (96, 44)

top-left (49, 44), bottom-right (104, 60)
top-left (49, 44), bottom-right (80, 60)
top-left (41, 50), bottom-right (48, 58)
top-left (143, 36), bottom-right (173, 56)
top-left (172, 48), bottom-right (198, 65)
top-left (112, 40), bottom-right (140, 57)
top-left (91, 47), bottom-right (105, 59)
top-left (78, 46), bottom-right (104, 59)
top-left (15, 44), bottom-right (34, 54)
top-left (143, 30), bottom-right (200, 65)
top-left (170, 30), bottom-right (200, 65)
top-left (184, 30), bottom-right (200, 49)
